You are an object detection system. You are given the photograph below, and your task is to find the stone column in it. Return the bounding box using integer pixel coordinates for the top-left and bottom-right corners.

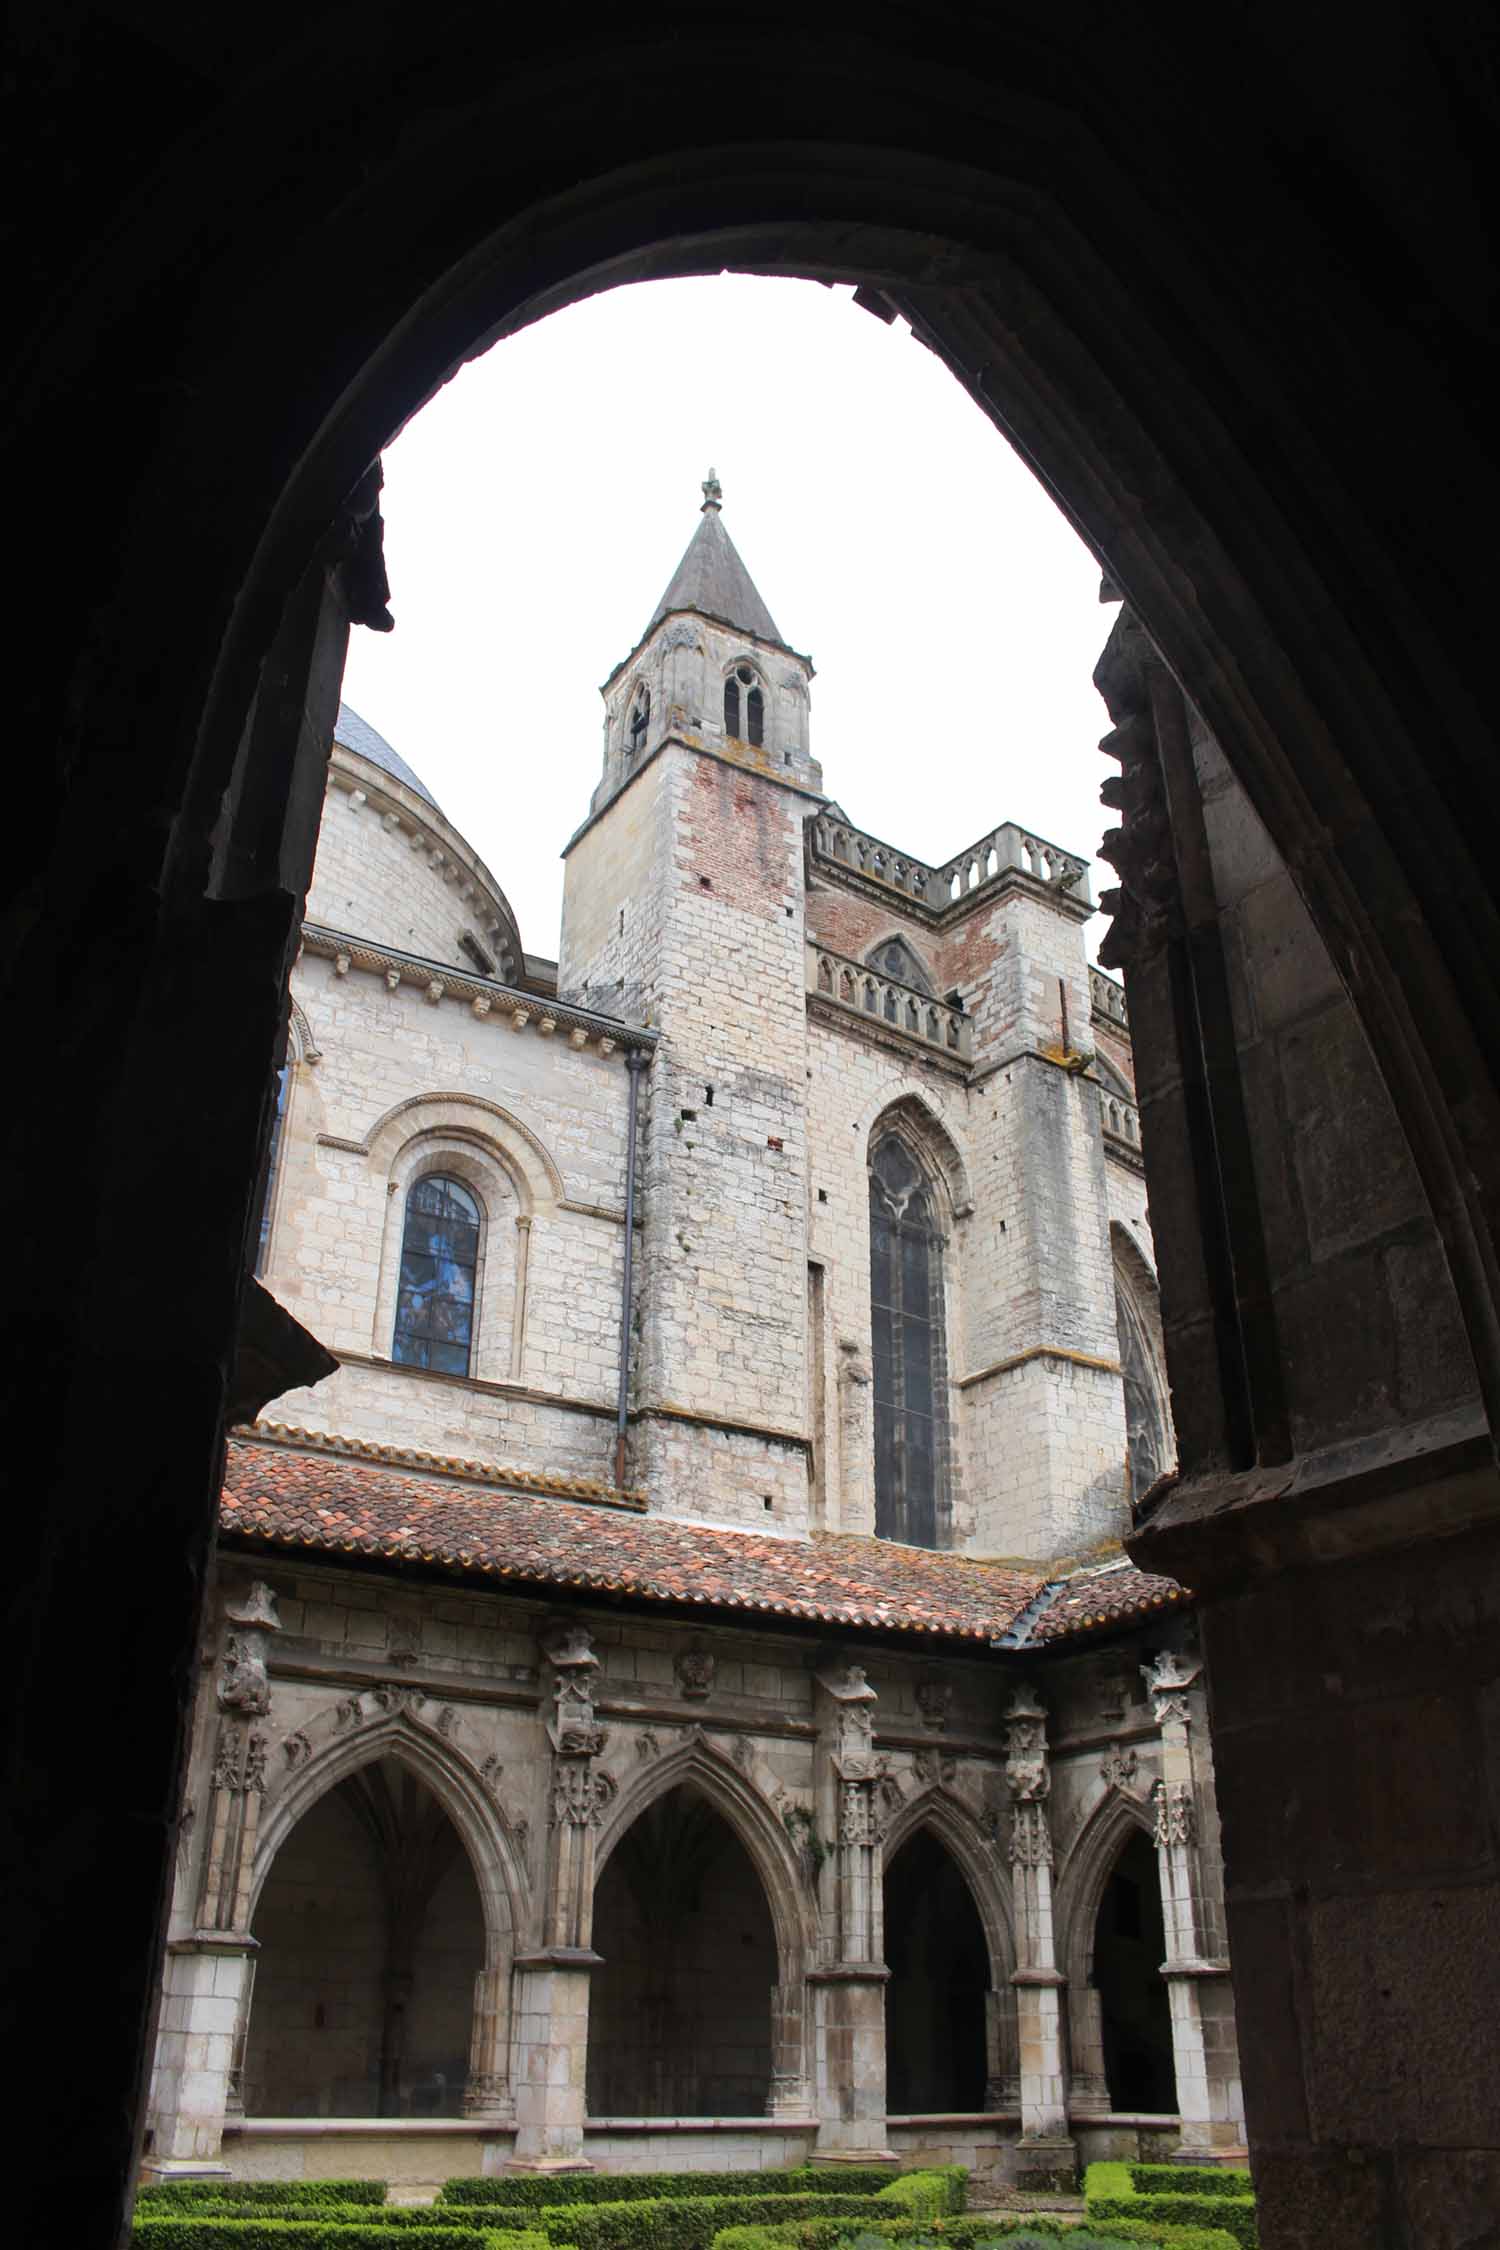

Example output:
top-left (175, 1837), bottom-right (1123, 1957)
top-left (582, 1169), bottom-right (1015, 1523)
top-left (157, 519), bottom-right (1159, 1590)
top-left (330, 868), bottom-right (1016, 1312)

top-left (1005, 1686), bottom-right (1074, 2189)
top-left (508, 1626), bottom-right (613, 2173)
top-left (1143, 1650), bottom-right (1244, 2161)
top-left (145, 1582), bottom-right (281, 2177)
top-left (810, 1662), bottom-right (896, 2165)
top-left (463, 1962), bottom-right (515, 2122)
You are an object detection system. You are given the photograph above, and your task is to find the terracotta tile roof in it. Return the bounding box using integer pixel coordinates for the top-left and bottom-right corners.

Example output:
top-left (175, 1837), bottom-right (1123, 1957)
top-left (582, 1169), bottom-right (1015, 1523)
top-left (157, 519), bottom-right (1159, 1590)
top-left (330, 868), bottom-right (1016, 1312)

top-left (1027, 1562), bottom-right (1188, 1642)
top-left (220, 1437), bottom-right (1044, 1644)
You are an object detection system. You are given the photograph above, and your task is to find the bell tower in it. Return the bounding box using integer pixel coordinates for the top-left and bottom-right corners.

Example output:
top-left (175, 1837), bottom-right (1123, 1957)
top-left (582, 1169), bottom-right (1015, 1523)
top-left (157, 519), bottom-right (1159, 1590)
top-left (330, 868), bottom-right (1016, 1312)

top-left (560, 477), bottom-right (823, 1529)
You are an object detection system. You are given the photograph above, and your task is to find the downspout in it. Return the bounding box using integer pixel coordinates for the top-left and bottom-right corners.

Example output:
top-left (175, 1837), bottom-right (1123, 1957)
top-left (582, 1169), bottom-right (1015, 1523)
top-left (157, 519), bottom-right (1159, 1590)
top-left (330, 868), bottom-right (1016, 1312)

top-left (614, 1047), bottom-right (648, 1490)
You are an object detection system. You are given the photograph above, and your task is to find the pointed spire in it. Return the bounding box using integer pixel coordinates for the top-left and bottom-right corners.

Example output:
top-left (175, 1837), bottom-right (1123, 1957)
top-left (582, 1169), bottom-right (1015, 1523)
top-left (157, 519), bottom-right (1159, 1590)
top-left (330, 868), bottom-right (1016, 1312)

top-left (644, 476), bottom-right (784, 648)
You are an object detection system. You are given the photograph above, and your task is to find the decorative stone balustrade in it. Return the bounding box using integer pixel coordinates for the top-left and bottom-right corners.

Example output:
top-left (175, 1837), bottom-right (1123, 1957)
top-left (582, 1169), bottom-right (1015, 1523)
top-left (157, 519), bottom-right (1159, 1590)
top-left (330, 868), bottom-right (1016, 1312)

top-left (807, 943), bottom-right (973, 1059)
top-left (1090, 965), bottom-right (1129, 1030)
top-left (809, 813), bottom-right (1090, 917)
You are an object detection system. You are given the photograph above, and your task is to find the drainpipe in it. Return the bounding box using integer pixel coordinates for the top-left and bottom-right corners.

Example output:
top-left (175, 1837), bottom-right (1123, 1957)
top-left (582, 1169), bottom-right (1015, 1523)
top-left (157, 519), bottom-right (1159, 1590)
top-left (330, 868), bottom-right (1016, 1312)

top-left (614, 1047), bottom-right (648, 1490)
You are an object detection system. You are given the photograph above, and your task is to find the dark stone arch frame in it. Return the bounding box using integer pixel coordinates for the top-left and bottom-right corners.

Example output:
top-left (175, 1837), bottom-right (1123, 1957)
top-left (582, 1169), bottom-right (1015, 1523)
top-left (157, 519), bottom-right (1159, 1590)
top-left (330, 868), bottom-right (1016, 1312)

top-left (11, 22), bottom-right (1500, 2237)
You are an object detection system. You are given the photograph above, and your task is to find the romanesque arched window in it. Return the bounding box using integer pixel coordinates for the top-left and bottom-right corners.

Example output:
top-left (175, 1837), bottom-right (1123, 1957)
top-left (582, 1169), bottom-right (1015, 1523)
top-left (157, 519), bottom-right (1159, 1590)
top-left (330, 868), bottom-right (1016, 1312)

top-left (724, 662), bottom-right (764, 746)
top-left (393, 1174), bottom-right (481, 1375)
top-left (869, 1136), bottom-right (949, 1547)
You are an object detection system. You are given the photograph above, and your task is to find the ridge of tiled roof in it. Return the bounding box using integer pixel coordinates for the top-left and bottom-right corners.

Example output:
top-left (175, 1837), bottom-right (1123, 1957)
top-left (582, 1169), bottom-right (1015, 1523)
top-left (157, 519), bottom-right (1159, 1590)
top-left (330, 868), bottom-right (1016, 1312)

top-left (1025, 1559), bottom-right (1188, 1642)
top-left (220, 1437), bottom-right (1043, 1643)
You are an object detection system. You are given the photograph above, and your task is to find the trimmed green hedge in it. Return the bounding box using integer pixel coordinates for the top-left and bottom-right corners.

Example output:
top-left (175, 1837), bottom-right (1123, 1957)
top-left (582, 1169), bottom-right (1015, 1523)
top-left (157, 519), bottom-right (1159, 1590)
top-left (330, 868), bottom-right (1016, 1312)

top-left (138, 2184), bottom-right (389, 2210)
top-left (1128, 2169), bottom-right (1252, 2202)
top-left (539, 2172), bottom-right (963, 2250)
top-left (142, 2208), bottom-right (510, 2233)
top-left (1085, 2162), bottom-right (1255, 2250)
top-left (440, 2172), bottom-right (902, 2211)
top-left (710, 2214), bottom-right (1239, 2250)
top-left (534, 2191), bottom-right (901, 2250)
top-left (132, 2221), bottom-right (498, 2250)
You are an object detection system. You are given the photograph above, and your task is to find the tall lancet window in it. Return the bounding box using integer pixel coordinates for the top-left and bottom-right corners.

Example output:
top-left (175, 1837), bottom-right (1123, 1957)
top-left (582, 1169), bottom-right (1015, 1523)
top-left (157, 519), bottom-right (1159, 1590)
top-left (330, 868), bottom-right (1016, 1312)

top-left (627, 683), bottom-right (650, 760)
top-left (393, 1174), bottom-right (481, 1375)
top-left (869, 1136), bottom-right (949, 1547)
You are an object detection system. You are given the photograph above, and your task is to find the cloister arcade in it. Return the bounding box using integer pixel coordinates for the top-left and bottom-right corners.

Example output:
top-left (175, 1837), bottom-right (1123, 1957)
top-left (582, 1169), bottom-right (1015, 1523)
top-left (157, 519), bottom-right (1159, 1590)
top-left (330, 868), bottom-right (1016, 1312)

top-left (215, 1686), bottom-right (1193, 2150)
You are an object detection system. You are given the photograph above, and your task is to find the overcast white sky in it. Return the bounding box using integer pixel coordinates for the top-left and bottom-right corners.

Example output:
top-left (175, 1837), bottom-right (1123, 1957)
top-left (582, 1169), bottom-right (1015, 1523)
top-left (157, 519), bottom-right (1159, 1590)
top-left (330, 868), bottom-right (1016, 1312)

top-left (341, 275), bottom-right (1116, 965)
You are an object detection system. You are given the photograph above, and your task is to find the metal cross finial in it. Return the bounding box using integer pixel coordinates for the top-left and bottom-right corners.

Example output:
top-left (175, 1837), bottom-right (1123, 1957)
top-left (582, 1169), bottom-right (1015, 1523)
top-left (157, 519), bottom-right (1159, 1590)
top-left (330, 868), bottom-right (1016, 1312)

top-left (701, 467), bottom-right (723, 512)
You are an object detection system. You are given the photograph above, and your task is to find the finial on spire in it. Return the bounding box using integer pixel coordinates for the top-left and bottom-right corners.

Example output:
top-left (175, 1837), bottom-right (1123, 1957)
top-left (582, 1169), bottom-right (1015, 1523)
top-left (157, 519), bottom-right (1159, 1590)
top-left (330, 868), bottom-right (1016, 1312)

top-left (701, 467), bottom-right (723, 513)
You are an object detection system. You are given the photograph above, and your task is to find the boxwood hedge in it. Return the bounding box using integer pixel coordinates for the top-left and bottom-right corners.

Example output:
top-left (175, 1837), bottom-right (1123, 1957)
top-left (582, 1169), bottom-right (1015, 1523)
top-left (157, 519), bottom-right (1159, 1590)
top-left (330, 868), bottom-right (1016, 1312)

top-left (1085, 2161), bottom-right (1255, 2250)
top-left (138, 2185), bottom-right (389, 2210)
top-left (439, 2173), bottom-right (903, 2211)
top-left (132, 2221), bottom-right (498, 2250)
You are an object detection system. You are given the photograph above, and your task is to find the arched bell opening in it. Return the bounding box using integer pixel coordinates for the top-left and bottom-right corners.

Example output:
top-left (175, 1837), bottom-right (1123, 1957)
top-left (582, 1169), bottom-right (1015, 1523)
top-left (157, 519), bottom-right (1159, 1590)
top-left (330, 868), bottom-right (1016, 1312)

top-left (242, 1756), bottom-right (484, 2119)
top-left (1093, 1827), bottom-right (1176, 2115)
top-left (882, 1826), bottom-right (988, 2113)
top-left (587, 1781), bottom-right (778, 2118)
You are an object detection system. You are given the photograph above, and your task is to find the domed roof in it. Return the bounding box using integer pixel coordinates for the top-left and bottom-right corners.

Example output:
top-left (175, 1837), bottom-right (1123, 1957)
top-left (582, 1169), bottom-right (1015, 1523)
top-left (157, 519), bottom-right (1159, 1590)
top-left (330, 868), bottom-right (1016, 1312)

top-left (334, 702), bottom-right (442, 812)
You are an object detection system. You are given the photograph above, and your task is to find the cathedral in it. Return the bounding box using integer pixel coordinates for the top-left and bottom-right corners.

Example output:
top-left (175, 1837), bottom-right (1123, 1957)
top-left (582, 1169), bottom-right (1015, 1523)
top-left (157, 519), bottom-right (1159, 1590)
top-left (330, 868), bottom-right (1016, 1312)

top-left (145, 479), bottom-right (1243, 2193)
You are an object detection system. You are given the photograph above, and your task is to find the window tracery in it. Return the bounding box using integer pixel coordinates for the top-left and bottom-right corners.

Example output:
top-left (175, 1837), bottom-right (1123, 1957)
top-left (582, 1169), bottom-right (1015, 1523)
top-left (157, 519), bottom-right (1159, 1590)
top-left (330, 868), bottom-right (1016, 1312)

top-left (393, 1174), bottom-right (481, 1375)
top-left (866, 935), bottom-right (934, 994)
top-left (869, 1135), bottom-right (949, 1547)
top-left (724, 662), bottom-right (764, 747)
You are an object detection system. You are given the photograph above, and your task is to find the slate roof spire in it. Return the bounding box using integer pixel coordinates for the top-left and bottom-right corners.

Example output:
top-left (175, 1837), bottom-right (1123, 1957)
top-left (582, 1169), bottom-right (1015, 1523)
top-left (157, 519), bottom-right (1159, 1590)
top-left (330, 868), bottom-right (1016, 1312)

top-left (646, 470), bottom-right (785, 648)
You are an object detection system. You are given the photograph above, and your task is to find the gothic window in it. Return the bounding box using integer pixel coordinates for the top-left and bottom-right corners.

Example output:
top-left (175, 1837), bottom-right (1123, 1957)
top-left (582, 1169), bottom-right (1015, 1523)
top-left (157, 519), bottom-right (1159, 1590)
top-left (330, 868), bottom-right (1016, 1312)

top-left (393, 1174), bottom-right (481, 1375)
top-left (1113, 1249), bottom-right (1172, 1507)
top-left (867, 935), bottom-right (934, 994)
top-left (253, 1063), bottom-right (290, 1277)
top-left (627, 683), bottom-right (650, 759)
top-left (724, 662), bottom-right (764, 746)
top-left (869, 1136), bottom-right (948, 1547)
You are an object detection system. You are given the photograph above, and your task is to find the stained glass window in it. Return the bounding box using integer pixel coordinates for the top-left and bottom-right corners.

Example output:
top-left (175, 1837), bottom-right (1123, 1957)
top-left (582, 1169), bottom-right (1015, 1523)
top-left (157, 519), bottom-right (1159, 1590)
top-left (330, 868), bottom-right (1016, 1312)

top-left (393, 1174), bottom-right (480, 1375)
top-left (869, 1137), bottom-right (947, 1547)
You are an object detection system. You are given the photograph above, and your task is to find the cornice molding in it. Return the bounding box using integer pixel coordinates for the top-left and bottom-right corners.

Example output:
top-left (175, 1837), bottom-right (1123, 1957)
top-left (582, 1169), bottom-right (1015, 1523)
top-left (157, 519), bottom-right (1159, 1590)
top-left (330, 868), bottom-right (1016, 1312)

top-left (298, 925), bottom-right (656, 1053)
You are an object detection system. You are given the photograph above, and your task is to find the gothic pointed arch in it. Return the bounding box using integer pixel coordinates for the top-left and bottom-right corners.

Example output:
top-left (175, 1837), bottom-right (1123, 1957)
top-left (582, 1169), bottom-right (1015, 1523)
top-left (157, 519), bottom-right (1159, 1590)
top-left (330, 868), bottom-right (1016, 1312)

top-left (1056, 1778), bottom-right (1157, 1993)
top-left (878, 1786), bottom-right (1014, 1988)
top-left (864, 1091), bottom-right (973, 1221)
top-left (251, 1711), bottom-right (524, 1955)
top-left (865, 933), bottom-right (935, 996)
top-left (881, 1801), bottom-right (996, 2113)
top-left (593, 1735), bottom-right (813, 1976)
top-left (1111, 1223), bottom-right (1174, 1507)
top-left (244, 1715), bottom-right (520, 2122)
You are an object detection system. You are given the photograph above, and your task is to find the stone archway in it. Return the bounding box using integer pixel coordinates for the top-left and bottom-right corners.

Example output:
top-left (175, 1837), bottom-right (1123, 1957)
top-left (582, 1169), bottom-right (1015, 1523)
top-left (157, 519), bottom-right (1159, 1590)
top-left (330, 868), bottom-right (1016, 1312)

top-left (248, 1720), bottom-right (521, 2125)
top-left (588, 1780), bottom-right (779, 2119)
top-left (244, 1754), bottom-right (483, 2119)
top-left (14, 24), bottom-right (1500, 2243)
top-left (1056, 1785), bottom-right (1162, 2119)
top-left (879, 1788), bottom-right (1016, 2109)
top-left (882, 1823), bottom-right (989, 2113)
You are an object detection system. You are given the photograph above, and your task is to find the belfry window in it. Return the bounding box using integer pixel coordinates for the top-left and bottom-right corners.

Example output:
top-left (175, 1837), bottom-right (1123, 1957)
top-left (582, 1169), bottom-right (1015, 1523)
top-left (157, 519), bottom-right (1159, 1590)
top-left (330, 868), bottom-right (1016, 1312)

top-left (627, 683), bottom-right (650, 759)
top-left (724, 663), bottom-right (764, 746)
top-left (393, 1174), bottom-right (480, 1375)
top-left (869, 1136), bottom-right (949, 1547)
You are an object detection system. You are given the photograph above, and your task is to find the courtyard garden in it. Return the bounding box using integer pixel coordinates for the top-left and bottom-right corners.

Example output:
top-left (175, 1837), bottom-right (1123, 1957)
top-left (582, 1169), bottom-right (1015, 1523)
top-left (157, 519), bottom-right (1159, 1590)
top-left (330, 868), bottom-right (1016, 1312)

top-left (134, 2160), bottom-right (1255, 2250)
